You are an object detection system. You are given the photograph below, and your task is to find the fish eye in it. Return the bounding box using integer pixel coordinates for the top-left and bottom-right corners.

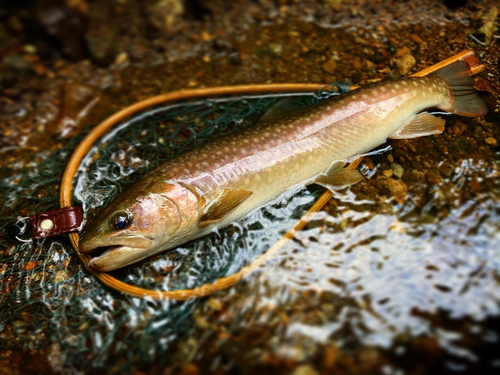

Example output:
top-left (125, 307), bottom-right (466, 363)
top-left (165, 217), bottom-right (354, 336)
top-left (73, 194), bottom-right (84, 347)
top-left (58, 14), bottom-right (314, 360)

top-left (111, 211), bottom-right (131, 230)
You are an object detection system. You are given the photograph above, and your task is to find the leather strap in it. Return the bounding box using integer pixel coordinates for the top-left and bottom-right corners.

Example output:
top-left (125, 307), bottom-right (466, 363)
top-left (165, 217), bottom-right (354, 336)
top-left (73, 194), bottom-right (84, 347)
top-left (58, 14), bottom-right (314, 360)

top-left (29, 206), bottom-right (84, 239)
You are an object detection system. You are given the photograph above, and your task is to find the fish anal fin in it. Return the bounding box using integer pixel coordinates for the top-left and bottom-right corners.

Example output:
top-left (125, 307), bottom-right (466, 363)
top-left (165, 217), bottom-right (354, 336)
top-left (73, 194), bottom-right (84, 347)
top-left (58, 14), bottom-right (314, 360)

top-left (198, 189), bottom-right (253, 228)
top-left (389, 112), bottom-right (445, 140)
top-left (315, 161), bottom-right (363, 192)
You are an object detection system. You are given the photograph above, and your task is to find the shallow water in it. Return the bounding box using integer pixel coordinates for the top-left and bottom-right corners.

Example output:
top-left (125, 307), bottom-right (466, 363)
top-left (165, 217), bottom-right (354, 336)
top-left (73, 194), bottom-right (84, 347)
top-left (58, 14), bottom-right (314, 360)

top-left (1, 0), bottom-right (500, 373)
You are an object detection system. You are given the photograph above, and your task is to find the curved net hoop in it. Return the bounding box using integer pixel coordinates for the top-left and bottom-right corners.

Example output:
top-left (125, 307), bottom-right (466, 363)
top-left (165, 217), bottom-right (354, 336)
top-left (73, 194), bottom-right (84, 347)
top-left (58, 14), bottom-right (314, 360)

top-left (1, 83), bottom-right (346, 355)
top-left (68, 84), bottom-right (348, 296)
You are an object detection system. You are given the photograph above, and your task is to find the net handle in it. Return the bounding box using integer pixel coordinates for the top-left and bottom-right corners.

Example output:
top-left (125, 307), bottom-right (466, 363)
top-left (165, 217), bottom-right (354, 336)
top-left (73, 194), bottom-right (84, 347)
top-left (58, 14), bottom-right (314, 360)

top-left (60, 50), bottom-right (484, 300)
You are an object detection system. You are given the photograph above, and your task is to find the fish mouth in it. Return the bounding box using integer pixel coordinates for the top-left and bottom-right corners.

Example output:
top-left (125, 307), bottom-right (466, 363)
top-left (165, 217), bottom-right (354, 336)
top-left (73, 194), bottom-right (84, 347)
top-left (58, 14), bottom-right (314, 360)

top-left (86, 245), bottom-right (132, 272)
top-left (80, 237), bottom-right (154, 272)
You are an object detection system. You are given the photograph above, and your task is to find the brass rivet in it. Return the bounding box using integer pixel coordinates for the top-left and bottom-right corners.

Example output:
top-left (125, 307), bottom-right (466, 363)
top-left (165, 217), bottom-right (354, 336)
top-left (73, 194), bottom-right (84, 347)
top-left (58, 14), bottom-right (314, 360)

top-left (40, 219), bottom-right (54, 231)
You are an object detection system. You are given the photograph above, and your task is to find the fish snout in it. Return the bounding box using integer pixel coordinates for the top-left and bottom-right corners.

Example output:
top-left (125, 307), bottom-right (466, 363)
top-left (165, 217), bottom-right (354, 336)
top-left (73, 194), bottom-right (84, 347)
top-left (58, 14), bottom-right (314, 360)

top-left (79, 234), bottom-right (96, 253)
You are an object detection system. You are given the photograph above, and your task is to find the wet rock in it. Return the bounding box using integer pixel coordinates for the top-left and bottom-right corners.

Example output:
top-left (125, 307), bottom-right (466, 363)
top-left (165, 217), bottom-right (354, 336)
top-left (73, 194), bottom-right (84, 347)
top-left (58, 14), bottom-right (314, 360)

top-left (322, 59), bottom-right (337, 74)
top-left (173, 337), bottom-right (198, 363)
top-left (382, 169), bottom-right (393, 179)
top-left (365, 60), bottom-right (376, 70)
top-left (391, 163), bottom-right (404, 179)
top-left (438, 145), bottom-right (448, 154)
top-left (386, 178), bottom-right (408, 204)
top-left (195, 316), bottom-right (209, 329)
top-left (269, 43), bottom-right (284, 56)
top-left (114, 52), bottom-right (129, 66)
top-left (410, 34), bottom-right (423, 43)
top-left (291, 364), bottom-right (319, 375)
top-left (147, 0), bottom-right (185, 34)
top-left (439, 162), bottom-right (454, 177)
top-left (450, 120), bottom-right (467, 135)
top-left (391, 47), bottom-right (416, 75)
top-left (426, 171), bottom-right (442, 185)
top-left (485, 137), bottom-right (498, 146)
top-left (86, 31), bottom-right (116, 66)
top-left (359, 348), bottom-right (386, 373)
top-left (178, 363), bottom-right (199, 375)
top-left (477, 7), bottom-right (498, 46)
top-left (37, 5), bottom-right (88, 61)
top-left (441, 182), bottom-right (462, 206)
top-left (54, 270), bottom-right (69, 283)
top-left (0, 53), bottom-right (34, 87)
top-left (207, 297), bottom-right (223, 311)
top-left (48, 83), bottom-right (112, 138)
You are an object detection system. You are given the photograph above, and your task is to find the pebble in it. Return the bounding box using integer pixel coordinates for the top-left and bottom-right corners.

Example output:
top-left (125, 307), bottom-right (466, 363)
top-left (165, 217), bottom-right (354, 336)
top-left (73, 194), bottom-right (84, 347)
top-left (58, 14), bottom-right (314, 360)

top-left (23, 45), bottom-right (37, 54)
top-left (195, 316), bottom-right (210, 329)
top-left (394, 53), bottom-right (416, 75)
top-left (391, 47), bottom-right (416, 75)
top-left (427, 171), bottom-right (441, 185)
top-left (479, 6), bottom-right (498, 45)
top-left (322, 59), bottom-right (337, 74)
top-left (54, 270), bottom-right (69, 283)
top-left (439, 163), bottom-right (454, 177)
top-left (410, 34), bottom-right (423, 43)
top-left (382, 169), bottom-right (393, 179)
top-left (291, 365), bottom-right (319, 375)
top-left (450, 121), bottom-right (467, 135)
top-left (391, 163), bottom-right (404, 179)
top-left (387, 154), bottom-right (394, 163)
top-left (114, 52), bottom-right (129, 65)
top-left (485, 137), bottom-right (498, 146)
top-left (207, 297), bottom-right (223, 311)
top-left (386, 179), bottom-right (408, 204)
top-left (269, 43), bottom-right (283, 56)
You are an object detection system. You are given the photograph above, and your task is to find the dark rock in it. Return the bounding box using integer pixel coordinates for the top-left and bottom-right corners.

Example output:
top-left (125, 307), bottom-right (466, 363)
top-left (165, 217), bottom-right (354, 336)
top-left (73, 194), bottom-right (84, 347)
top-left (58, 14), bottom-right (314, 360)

top-left (37, 5), bottom-right (89, 61)
top-left (48, 83), bottom-right (113, 138)
top-left (322, 59), bottom-right (337, 74)
top-left (0, 53), bottom-right (33, 87)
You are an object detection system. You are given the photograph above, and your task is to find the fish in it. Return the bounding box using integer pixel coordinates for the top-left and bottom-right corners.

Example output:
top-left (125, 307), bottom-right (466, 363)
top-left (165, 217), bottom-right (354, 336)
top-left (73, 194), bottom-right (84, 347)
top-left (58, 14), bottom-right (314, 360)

top-left (80, 61), bottom-right (487, 272)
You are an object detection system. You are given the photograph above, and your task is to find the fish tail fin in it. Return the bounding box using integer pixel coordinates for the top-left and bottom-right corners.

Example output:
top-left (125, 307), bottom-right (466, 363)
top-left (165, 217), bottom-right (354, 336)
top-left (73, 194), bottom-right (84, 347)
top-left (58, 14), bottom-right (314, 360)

top-left (433, 61), bottom-right (488, 117)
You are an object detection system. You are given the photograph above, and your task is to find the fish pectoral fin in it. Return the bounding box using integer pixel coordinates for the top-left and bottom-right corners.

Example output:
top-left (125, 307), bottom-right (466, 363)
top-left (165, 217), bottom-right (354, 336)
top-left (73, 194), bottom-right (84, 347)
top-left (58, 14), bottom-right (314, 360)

top-left (261, 97), bottom-right (304, 121)
top-left (198, 188), bottom-right (253, 228)
top-left (314, 160), bottom-right (363, 191)
top-left (389, 112), bottom-right (445, 139)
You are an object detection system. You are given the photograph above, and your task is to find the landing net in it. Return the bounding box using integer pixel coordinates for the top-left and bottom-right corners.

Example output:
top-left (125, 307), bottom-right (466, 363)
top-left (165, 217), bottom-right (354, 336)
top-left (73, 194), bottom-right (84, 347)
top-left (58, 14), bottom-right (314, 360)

top-left (0, 83), bottom-right (346, 368)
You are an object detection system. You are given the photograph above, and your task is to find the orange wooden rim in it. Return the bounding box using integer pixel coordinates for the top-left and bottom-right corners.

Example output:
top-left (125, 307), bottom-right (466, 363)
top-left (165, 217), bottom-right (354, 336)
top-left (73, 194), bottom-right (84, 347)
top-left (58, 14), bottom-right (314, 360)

top-left (60, 50), bottom-right (484, 299)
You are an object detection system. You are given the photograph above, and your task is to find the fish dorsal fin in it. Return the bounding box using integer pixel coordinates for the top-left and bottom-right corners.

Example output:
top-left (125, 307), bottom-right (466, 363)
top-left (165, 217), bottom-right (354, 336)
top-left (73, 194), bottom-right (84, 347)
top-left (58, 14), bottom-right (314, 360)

top-left (199, 189), bottom-right (253, 228)
top-left (314, 160), bottom-right (363, 192)
top-left (261, 97), bottom-right (303, 121)
top-left (389, 112), bottom-right (445, 139)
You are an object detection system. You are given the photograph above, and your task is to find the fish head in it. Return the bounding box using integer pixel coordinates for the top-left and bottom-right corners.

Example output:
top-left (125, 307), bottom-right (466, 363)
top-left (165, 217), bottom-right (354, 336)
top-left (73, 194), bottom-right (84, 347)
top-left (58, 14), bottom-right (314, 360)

top-left (79, 181), bottom-right (201, 272)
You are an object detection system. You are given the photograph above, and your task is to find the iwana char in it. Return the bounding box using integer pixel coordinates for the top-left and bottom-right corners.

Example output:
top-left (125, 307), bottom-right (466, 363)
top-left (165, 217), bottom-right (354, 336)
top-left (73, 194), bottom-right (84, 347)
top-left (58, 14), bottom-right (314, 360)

top-left (80, 61), bottom-right (487, 271)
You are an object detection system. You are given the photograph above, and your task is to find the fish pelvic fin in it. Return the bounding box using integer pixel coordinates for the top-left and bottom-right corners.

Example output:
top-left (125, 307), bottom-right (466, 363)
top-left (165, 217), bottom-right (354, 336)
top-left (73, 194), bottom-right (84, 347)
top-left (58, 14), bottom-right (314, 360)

top-left (433, 61), bottom-right (488, 117)
top-left (315, 161), bottom-right (363, 192)
top-left (389, 112), bottom-right (445, 139)
top-left (198, 188), bottom-right (253, 228)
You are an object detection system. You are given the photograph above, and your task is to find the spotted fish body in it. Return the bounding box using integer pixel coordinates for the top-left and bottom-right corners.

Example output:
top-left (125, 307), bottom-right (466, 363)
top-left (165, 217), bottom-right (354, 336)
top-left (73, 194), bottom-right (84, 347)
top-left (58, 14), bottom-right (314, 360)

top-left (80, 61), bottom-right (487, 271)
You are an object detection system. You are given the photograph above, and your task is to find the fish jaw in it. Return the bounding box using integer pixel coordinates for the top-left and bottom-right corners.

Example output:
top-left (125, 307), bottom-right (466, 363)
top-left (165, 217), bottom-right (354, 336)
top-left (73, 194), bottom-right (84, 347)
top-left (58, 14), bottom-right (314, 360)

top-left (79, 234), bottom-right (153, 253)
top-left (86, 242), bottom-right (159, 272)
top-left (79, 234), bottom-right (156, 272)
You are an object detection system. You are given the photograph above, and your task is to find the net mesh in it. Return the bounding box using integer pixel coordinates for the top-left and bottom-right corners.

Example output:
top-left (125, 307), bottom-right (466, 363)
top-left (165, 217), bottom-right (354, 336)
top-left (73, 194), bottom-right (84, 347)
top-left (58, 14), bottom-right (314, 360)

top-left (0, 84), bottom-right (347, 370)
